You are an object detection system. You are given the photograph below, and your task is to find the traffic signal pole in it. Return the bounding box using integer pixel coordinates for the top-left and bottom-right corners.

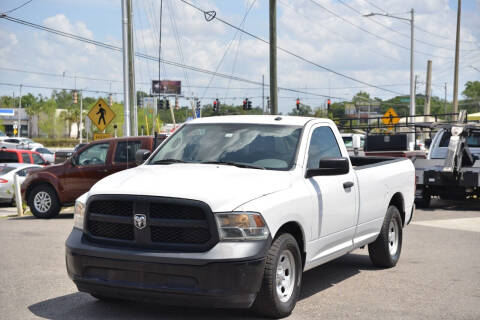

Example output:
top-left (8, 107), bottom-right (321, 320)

top-left (269, 0), bottom-right (278, 115)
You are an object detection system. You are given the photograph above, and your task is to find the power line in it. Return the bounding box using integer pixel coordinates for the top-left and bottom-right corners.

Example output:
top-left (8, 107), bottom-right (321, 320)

top-left (176, 0), bottom-right (407, 96)
top-left (0, 14), bottom-right (349, 100)
top-left (308, 0), bottom-right (453, 60)
top-left (1, 0), bottom-right (34, 14)
top-left (0, 81), bottom-right (122, 95)
top-left (336, 0), bottom-right (477, 52)
top-left (360, 0), bottom-right (479, 46)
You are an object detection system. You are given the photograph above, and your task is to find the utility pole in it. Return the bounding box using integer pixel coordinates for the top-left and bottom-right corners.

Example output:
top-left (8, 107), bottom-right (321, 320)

top-left (409, 8), bottom-right (415, 149)
top-left (424, 60), bottom-right (432, 116)
top-left (452, 0), bottom-right (461, 121)
top-left (18, 84), bottom-right (22, 137)
top-left (127, 0), bottom-right (137, 135)
top-left (262, 75), bottom-right (265, 114)
top-left (269, 0), bottom-right (278, 115)
top-left (444, 82), bottom-right (448, 117)
top-left (79, 90), bottom-right (83, 144)
top-left (121, 0), bottom-right (131, 136)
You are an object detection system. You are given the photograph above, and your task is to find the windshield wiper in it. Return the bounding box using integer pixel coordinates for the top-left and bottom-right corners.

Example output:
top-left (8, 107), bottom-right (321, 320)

top-left (201, 161), bottom-right (265, 170)
top-left (151, 159), bottom-right (189, 165)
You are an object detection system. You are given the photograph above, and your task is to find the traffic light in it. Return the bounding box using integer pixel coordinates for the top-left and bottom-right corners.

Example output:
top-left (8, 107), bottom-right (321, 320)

top-left (157, 98), bottom-right (164, 110)
top-left (196, 100), bottom-right (201, 109)
top-left (213, 99), bottom-right (217, 112)
top-left (73, 91), bottom-right (78, 104)
top-left (243, 99), bottom-right (247, 110)
top-left (296, 98), bottom-right (300, 110)
top-left (108, 93), bottom-right (113, 107)
top-left (166, 99), bottom-right (170, 109)
top-left (327, 99), bottom-right (331, 113)
top-left (137, 95), bottom-right (143, 107)
top-left (216, 99), bottom-right (220, 111)
top-left (247, 99), bottom-right (252, 110)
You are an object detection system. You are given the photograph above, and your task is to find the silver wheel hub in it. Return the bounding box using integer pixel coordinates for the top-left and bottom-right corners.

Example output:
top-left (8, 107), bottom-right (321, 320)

top-left (33, 191), bottom-right (52, 213)
top-left (276, 250), bottom-right (296, 303)
top-left (388, 219), bottom-right (399, 256)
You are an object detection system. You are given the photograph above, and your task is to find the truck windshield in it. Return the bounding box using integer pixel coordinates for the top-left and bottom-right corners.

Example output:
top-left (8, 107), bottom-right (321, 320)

top-left (148, 123), bottom-right (303, 170)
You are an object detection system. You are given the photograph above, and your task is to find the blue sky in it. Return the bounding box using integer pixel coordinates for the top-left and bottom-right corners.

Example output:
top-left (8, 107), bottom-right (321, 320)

top-left (1, 0), bottom-right (479, 115)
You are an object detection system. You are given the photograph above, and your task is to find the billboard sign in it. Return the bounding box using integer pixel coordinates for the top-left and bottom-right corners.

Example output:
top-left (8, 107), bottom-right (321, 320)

top-left (152, 80), bottom-right (181, 95)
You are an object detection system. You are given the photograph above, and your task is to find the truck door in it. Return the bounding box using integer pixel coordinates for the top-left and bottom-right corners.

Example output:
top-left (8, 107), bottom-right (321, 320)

top-left (63, 142), bottom-right (111, 202)
top-left (110, 140), bottom-right (142, 174)
top-left (304, 124), bottom-right (357, 260)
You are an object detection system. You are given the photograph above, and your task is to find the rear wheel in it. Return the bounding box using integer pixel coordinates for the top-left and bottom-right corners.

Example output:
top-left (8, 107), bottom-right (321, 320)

top-left (368, 205), bottom-right (403, 268)
top-left (28, 185), bottom-right (60, 219)
top-left (253, 233), bottom-right (302, 318)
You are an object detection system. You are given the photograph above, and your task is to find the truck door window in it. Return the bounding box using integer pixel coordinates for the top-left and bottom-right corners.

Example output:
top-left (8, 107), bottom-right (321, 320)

top-left (114, 141), bottom-right (142, 163)
top-left (0, 152), bottom-right (18, 163)
top-left (78, 143), bottom-right (109, 166)
top-left (307, 127), bottom-right (342, 169)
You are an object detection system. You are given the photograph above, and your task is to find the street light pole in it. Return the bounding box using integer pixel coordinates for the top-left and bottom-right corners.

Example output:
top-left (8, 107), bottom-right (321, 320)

top-left (364, 9), bottom-right (415, 149)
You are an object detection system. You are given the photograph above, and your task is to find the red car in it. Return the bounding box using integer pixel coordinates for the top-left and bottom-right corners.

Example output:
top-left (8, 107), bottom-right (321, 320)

top-left (0, 149), bottom-right (49, 165)
top-left (22, 135), bottom-right (166, 218)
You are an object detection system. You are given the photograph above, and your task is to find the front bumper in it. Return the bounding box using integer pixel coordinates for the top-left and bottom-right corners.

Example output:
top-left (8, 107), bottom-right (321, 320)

top-left (66, 228), bottom-right (269, 308)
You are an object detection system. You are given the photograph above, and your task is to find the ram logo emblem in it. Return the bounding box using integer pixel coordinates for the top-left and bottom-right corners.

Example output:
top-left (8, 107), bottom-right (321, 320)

top-left (134, 214), bottom-right (147, 230)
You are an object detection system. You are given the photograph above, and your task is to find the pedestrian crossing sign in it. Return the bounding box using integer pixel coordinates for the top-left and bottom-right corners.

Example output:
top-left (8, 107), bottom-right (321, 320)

top-left (381, 107), bottom-right (400, 127)
top-left (88, 98), bottom-right (116, 132)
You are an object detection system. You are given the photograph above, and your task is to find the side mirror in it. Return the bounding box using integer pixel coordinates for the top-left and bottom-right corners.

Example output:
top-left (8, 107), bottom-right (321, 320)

top-left (305, 157), bottom-right (350, 178)
top-left (135, 149), bottom-right (151, 165)
top-left (70, 156), bottom-right (77, 166)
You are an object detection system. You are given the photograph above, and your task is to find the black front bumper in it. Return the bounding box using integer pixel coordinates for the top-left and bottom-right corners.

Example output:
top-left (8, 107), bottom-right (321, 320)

top-left (66, 228), bottom-right (268, 308)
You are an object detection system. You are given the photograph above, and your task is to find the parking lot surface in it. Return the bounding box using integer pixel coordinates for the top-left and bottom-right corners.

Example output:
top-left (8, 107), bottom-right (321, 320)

top-left (1, 200), bottom-right (479, 320)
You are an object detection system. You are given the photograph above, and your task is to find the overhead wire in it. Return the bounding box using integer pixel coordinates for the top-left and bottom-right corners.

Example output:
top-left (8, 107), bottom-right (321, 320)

top-left (278, 0), bottom-right (402, 63)
top-left (200, 0), bottom-right (256, 101)
top-left (307, 0), bottom-right (453, 60)
top-left (176, 0), bottom-right (407, 96)
top-left (0, 0), bottom-right (34, 14)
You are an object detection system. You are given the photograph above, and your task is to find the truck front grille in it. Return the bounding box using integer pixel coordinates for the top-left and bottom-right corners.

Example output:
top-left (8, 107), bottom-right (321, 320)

top-left (85, 196), bottom-right (218, 252)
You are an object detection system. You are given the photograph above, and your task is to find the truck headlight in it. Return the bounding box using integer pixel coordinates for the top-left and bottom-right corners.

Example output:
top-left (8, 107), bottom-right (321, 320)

top-left (214, 212), bottom-right (269, 241)
top-left (73, 201), bottom-right (85, 230)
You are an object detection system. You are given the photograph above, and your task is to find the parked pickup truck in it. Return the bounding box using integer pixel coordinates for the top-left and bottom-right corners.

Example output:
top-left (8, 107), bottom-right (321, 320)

top-left (414, 123), bottom-right (480, 207)
top-left (22, 135), bottom-right (166, 219)
top-left (66, 116), bottom-right (415, 318)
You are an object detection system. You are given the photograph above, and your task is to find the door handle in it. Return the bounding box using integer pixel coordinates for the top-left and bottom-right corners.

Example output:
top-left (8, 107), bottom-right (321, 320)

top-left (97, 168), bottom-right (108, 173)
top-left (343, 181), bottom-right (354, 189)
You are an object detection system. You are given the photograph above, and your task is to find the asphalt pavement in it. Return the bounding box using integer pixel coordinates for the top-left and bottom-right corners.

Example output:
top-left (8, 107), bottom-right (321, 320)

top-left (0, 199), bottom-right (479, 319)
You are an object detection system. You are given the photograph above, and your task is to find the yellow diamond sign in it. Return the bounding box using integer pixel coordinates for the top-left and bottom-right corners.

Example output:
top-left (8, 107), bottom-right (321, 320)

top-left (382, 107), bottom-right (399, 127)
top-left (88, 98), bottom-right (116, 132)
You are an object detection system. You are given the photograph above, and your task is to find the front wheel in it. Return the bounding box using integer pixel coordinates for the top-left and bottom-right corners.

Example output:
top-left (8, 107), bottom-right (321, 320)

top-left (368, 205), bottom-right (403, 268)
top-left (28, 185), bottom-right (60, 219)
top-left (253, 233), bottom-right (302, 318)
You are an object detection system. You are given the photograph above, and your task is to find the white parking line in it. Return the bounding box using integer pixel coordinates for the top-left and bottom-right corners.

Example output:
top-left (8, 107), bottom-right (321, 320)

top-left (413, 217), bottom-right (480, 233)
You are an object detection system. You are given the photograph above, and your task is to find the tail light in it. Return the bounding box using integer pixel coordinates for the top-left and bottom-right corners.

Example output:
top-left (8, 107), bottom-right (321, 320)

top-left (0, 178), bottom-right (8, 183)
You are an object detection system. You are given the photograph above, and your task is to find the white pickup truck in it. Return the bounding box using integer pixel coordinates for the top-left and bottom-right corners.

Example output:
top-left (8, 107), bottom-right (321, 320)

top-left (66, 115), bottom-right (415, 318)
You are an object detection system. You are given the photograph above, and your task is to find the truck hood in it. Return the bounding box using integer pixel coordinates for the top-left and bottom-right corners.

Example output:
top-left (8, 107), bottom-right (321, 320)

top-left (89, 163), bottom-right (293, 212)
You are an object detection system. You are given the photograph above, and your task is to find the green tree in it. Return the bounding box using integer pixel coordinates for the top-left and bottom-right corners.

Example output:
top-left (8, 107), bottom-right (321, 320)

top-left (352, 91), bottom-right (371, 103)
top-left (462, 81), bottom-right (480, 100)
top-left (288, 104), bottom-right (313, 116)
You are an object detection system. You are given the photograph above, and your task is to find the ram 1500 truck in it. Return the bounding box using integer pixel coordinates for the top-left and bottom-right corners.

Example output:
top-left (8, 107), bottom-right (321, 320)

top-left (66, 116), bottom-right (415, 318)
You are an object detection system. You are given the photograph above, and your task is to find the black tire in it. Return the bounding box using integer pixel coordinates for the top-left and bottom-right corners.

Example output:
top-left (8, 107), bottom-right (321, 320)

top-left (415, 190), bottom-right (431, 208)
top-left (27, 184), bottom-right (60, 219)
top-left (253, 233), bottom-right (302, 318)
top-left (368, 205), bottom-right (403, 268)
